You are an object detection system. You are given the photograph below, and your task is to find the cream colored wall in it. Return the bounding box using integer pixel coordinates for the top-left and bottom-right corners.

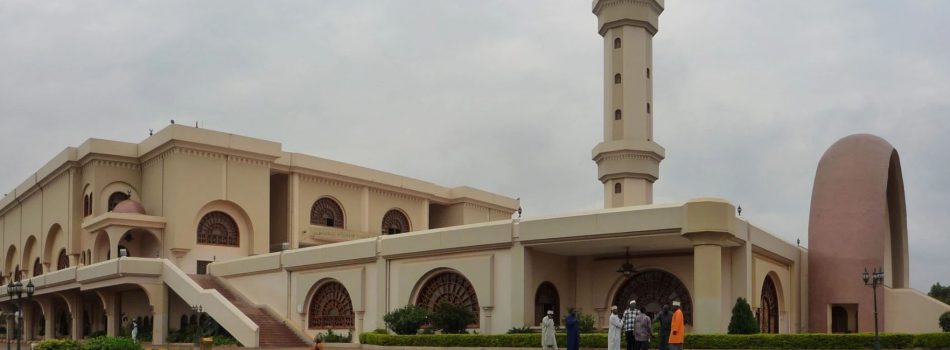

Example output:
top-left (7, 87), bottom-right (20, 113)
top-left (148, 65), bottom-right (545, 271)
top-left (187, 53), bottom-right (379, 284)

top-left (526, 249), bottom-right (573, 326)
top-left (429, 204), bottom-right (463, 229)
top-left (159, 149), bottom-right (270, 273)
top-left (752, 254), bottom-right (792, 333)
top-left (369, 190), bottom-right (427, 234)
top-left (884, 287), bottom-right (950, 333)
top-left (227, 270), bottom-right (289, 316)
top-left (297, 176), bottom-right (364, 234)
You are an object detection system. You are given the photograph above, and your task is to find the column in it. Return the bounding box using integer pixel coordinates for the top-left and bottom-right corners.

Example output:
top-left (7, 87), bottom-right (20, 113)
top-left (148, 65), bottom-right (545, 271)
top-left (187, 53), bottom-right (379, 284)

top-left (354, 311), bottom-right (365, 343)
top-left (97, 291), bottom-right (119, 337)
top-left (685, 231), bottom-right (732, 334)
top-left (42, 302), bottom-right (54, 340)
top-left (63, 292), bottom-right (83, 340)
top-left (509, 241), bottom-right (526, 328)
top-left (374, 256), bottom-right (387, 330)
top-left (481, 307), bottom-right (494, 335)
top-left (142, 284), bottom-right (167, 345)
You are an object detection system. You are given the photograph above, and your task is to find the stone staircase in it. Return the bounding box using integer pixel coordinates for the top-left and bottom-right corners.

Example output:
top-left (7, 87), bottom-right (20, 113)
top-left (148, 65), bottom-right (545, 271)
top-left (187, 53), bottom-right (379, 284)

top-left (189, 274), bottom-right (310, 348)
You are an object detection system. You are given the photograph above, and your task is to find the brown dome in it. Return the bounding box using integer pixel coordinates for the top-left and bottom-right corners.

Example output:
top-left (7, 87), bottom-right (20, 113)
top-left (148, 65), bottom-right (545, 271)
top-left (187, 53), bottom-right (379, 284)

top-left (113, 199), bottom-right (146, 215)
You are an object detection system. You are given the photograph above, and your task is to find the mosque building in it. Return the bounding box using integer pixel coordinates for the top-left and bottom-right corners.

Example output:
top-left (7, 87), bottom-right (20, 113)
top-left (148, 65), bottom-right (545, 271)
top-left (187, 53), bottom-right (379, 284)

top-left (0, 0), bottom-right (947, 347)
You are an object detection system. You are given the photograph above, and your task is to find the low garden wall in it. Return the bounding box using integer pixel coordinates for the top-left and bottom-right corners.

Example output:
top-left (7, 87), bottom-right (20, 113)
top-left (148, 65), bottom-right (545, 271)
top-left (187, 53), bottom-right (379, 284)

top-left (359, 333), bottom-right (950, 349)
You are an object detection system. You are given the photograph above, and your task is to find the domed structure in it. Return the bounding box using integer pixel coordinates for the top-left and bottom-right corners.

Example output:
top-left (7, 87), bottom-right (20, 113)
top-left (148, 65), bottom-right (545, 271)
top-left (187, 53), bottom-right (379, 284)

top-left (808, 134), bottom-right (908, 333)
top-left (112, 199), bottom-right (146, 215)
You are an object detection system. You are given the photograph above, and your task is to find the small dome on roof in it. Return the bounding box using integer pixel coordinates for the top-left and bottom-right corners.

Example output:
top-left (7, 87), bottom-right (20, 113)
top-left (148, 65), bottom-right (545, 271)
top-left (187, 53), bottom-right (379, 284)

top-left (113, 199), bottom-right (146, 215)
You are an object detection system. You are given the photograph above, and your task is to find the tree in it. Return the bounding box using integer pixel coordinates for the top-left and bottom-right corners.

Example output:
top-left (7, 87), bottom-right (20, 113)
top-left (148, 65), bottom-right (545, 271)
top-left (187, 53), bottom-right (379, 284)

top-left (383, 305), bottom-right (430, 335)
top-left (940, 311), bottom-right (950, 332)
top-left (429, 303), bottom-right (475, 334)
top-left (929, 283), bottom-right (950, 305)
top-left (727, 297), bottom-right (760, 334)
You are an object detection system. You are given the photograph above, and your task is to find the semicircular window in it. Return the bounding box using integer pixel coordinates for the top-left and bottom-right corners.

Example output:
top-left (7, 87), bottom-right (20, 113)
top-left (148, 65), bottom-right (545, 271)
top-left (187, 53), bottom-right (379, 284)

top-left (613, 269), bottom-right (693, 324)
top-left (308, 281), bottom-right (355, 329)
top-left (197, 211), bottom-right (239, 246)
top-left (415, 271), bottom-right (479, 327)
top-left (311, 198), bottom-right (344, 228)
top-left (381, 209), bottom-right (410, 235)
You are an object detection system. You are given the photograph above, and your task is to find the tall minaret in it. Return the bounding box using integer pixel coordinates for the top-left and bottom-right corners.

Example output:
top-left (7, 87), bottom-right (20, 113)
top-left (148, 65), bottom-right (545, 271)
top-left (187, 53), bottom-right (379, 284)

top-left (592, 0), bottom-right (666, 208)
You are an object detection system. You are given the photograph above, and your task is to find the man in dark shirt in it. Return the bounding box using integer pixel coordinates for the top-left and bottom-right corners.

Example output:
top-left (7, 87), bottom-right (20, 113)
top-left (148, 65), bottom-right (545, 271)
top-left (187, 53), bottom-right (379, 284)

top-left (656, 305), bottom-right (674, 350)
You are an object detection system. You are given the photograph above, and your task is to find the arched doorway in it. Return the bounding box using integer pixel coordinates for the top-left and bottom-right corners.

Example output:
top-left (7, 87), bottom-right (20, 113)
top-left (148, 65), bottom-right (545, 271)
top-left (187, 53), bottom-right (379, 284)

top-left (414, 271), bottom-right (480, 327)
top-left (612, 269), bottom-right (692, 323)
top-left (307, 281), bottom-right (355, 330)
top-left (534, 282), bottom-right (560, 326)
top-left (759, 275), bottom-right (779, 333)
top-left (118, 229), bottom-right (162, 258)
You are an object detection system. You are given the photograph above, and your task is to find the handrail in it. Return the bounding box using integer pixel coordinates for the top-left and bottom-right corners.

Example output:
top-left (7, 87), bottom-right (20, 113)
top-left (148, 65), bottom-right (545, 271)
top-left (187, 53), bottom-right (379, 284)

top-left (160, 260), bottom-right (260, 347)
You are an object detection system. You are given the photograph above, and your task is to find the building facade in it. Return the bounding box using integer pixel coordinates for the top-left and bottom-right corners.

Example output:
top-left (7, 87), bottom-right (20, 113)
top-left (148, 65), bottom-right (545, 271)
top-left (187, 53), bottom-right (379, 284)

top-left (0, 0), bottom-right (946, 347)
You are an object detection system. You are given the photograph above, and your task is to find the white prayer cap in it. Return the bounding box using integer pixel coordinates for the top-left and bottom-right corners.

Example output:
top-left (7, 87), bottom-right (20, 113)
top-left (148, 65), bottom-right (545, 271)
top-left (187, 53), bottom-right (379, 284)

top-left (629, 300), bottom-right (636, 305)
top-left (672, 301), bottom-right (681, 306)
top-left (611, 305), bottom-right (618, 311)
top-left (547, 310), bottom-right (554, 315)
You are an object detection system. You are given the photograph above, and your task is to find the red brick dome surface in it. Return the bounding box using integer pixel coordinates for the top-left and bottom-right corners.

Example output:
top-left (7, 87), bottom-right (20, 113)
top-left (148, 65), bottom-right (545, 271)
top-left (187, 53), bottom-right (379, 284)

top-left (112, 199), bottom-right (146, 215)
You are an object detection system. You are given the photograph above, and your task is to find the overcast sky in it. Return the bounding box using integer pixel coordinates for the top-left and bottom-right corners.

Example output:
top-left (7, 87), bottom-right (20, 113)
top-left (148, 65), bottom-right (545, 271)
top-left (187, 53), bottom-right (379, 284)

top-left (1, 1), bottom-right (948, 291)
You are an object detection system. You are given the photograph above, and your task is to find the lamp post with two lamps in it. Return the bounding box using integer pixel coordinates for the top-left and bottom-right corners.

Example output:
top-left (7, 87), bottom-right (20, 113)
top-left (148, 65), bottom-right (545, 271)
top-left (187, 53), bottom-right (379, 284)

top-left (6, 280), bottom-right (34, 350)
top-left (862, 267), bottom-right (884, 350)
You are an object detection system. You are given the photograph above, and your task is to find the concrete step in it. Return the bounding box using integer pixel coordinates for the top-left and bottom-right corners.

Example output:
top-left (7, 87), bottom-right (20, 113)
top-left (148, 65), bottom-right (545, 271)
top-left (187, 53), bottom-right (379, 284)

top-left (188, 274), bottom-right (310, 348)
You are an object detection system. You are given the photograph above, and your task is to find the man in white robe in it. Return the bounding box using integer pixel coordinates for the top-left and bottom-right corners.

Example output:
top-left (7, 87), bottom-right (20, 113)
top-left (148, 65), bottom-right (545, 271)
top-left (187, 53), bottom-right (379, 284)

top-left (541, 310), bottom-right (558, 350)
top-left (608, 305), bottom-right (622, 350)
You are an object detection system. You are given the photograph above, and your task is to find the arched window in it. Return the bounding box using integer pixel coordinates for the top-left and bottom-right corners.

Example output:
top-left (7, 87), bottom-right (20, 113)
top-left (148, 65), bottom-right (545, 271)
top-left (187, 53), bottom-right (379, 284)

top-left (759, 275), bottom-right (779, 333)
top-left (14, 265), bottom-right (21, 282)
top-left (381, 209), bottom-right (410, 235)
top-left (647, 103), bottom-right (651, 114)
top-left (33, 258), bottom-right (42, 277)
top-left (308, 281), bottom-right (355, 329)
top-left (197, 211), bottom-right (240, 246)
top-left (83, 195), bottom-right (90, 216)
top-left (613, 269), bottom-right (693, 324)
top-left (614, 109), bottom-right (622, 120)
top-left (614, 74), bottom-right (622, 84)
top-left (614, 38), bottom-right (622, 49)
top-left (310, 198), bottom-right (344, 228)
top-left (57, 249), bottom-right (70, 270)
top-left (415, 271), bottom-right (480, 327)
top-left (614, 183), bottom-right (623, 194)
top-left (646, 67), bottom-right (651, 79)
top-left (534, 282), bottom-right (560, 326)
top-left (107, 192), bottom-right (130, 212)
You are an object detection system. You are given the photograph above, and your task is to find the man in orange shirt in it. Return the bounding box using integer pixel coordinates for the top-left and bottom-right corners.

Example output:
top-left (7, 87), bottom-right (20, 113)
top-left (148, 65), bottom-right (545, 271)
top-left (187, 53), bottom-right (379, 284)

top-left (669, 301), bottom-right (685, 350)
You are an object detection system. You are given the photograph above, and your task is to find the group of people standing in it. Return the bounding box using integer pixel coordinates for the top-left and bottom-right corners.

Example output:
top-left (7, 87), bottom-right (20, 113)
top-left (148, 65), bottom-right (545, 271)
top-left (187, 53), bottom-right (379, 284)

top-left (609, 300), bottom-right (684, 350)
top-left (539, 300), bottom-right (685, 350)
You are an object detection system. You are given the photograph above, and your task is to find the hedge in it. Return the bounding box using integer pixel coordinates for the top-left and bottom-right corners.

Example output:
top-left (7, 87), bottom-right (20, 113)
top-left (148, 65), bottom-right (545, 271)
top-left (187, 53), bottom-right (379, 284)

top-left (360, 332), bottom-right (950, 349)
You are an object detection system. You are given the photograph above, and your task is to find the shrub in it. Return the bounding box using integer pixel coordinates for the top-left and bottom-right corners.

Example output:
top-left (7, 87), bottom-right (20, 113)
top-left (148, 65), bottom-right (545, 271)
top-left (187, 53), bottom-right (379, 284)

top-left (562, 310), bottom-right (598, 333)
top-left (81, 336), bottom-right (142, 350)
top-left (383, 304), bottom-right (430, 335)
top-left (322, 329), bottom-right (352, 343)
top-left (430, 302), bottom-right (475, 334)
top-left (506, 326), bottom-right (534, 334)
top-left (913, 333), bottom-right (950, 348)
top-left (727, 297), bottom-right (759, 334)
top-left (35, 339), bottom-right (82, 350)
top-left (940, 311), bottom-right (950, 332)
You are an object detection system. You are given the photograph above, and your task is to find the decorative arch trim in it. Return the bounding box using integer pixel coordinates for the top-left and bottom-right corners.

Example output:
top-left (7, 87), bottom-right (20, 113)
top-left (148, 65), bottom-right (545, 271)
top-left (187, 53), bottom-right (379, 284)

top-left (609, 268), bottom-right (693, 324)
top-left (310, 197), bottom-right (345, 228)
top-left (412, 269), bottom-right (480, 327)
top-left (306, 279), bottom-right (355, 329)
top-left (381, 208), bottom-right (411, 235)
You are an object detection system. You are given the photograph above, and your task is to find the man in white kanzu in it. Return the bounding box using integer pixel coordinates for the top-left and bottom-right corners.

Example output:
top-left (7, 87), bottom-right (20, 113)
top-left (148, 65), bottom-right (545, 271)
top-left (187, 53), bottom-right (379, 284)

top-left (541, 310), bottom-right (558, 350)
top-left (608, 306), bottom-right (622, 350)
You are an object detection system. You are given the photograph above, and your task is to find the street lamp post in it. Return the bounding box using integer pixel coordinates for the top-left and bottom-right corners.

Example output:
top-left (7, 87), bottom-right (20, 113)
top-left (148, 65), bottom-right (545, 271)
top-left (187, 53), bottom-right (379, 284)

top-left (862, 267), bottom-right (884, 350)
top-left (7, 280), bottom-right (34, 350)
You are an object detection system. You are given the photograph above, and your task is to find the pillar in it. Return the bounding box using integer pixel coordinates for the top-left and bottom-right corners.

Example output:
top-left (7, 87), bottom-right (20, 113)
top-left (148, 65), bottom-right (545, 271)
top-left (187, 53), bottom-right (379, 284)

top-left (682, 198), bottom-right (739, 334)
top-left (481, 306), bottom-right (494, 335)
top-left (63, 293), bottom-right (83, 340)
top-left (141, 284), bottom-right (167, 345)
top-left (374, 256), bottom-right (387, 330)
top-left (354, 311), bottom-right (365, 343)
top-left (509, 239), bottom-right (527, 327)
top-left (96, 291), bottom-right (119, 337)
